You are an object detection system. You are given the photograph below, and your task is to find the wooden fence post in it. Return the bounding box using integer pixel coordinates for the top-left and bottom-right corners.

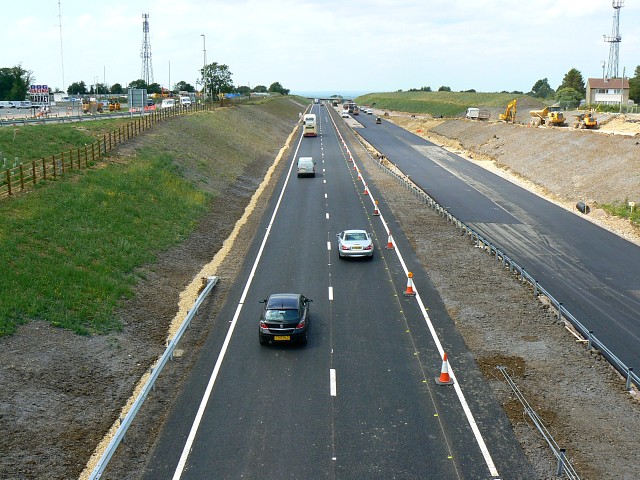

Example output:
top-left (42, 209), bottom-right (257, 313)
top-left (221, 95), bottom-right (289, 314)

top-left (19, 164), bottom-right (24, 190)
top-left (84, 144), bottom-right (88, 167)
top-left (32, 160), bottom-right (36, 185)
top-left (42, 158), bottom-right (47, 180)
top-left (52, 155), bottom-right (57, 178)
top-left (6, 169), bottom-right (11, 195)
top-left (91, 143), bottom-right (95, 163)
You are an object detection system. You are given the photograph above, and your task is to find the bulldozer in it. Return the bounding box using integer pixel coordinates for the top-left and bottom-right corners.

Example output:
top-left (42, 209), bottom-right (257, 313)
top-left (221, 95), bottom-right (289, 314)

top-left (572, 112), bottom-right (597, 129)
top-left (499, 99), bottom-right (517, 123)
top-left (529, 105), bottom-right (565, 127)
top-left (108, 99), bottom-right (121, 112)
top-left (81, 98), bottom-right (103, 114)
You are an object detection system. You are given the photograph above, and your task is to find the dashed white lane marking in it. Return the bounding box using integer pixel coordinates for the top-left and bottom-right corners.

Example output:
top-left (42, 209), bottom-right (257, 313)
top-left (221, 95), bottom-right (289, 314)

top-left (326, 212), bottom-right (329, 220)
top-left (328, 286), bottom-right (334, 301)
top-left (330, 369), bottom-right (337, 397)
top-left (326, 241), bottom-right (331, 251)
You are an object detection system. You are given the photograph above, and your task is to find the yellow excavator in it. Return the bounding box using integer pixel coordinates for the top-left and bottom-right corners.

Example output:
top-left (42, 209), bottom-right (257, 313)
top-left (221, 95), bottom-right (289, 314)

top-left (499, 99), bottom-right (517, 123)
top-left (108, 99), bottom-right (121, 111)
top-left (572, 112), bottom-right (597, 129)
top-left (529, 105), bottom-right (565, 127)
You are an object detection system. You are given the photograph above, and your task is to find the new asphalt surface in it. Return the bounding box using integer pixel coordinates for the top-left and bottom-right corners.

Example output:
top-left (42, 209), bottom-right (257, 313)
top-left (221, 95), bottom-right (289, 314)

top-left (354, 112), bottom-right (640, 373)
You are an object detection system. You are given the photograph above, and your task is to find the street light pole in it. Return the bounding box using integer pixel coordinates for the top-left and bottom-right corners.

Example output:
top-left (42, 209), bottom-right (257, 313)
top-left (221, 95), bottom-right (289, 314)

top-left (201, 34), bottom-right (207, 103)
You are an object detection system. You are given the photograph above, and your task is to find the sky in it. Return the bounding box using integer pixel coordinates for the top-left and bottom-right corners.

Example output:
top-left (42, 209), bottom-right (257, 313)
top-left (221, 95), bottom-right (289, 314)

top-left (2, 0), bottom-right (639, 96)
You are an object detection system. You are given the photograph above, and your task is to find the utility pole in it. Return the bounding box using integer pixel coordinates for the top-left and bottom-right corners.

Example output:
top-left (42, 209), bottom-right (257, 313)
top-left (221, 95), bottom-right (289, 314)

top-left (201, 34), bottom-right (207, 102)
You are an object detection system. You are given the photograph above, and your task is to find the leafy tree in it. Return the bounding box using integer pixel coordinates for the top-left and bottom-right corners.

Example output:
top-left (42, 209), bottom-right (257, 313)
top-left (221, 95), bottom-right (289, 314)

top-left (438, 85), bottom-right (451, 92)
top-left (110, 83), bottom-right (124, 94)
top-left (555, 87), bottom-right (583, 109)
top-left (201, 62), bottom-right (234, 96)
top-left (67, 81), bottom-right (87, 95)
top-left (174, 80), bottom-right (195, 93)
top-left (235, 85), bottom-right (251, 95)
top-left (268, 81), bottom-right (289, 95)
top-left (529, 78), bottom-right (555, 99)
top-left (147, 82), bottom-right (162, 94)
top-left (559, 68), bottom-right (585, 97)
top-left (128, 79), bottom-right (147, 90)
top-left (629, 65), bottom-right (640, 104)
top-left (253, 85), bottom-right (267, 93)
top-left (0, 64), bottom-right (32, 100)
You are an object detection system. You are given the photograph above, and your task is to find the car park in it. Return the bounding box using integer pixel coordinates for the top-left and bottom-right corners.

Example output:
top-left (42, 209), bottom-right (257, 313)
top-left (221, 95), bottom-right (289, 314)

top-left (336, 229), bottom-right (374, 258)
top-left (259, 293), bottom-right (312, 345)
top-left (297, 156), bottom-right (316, 177)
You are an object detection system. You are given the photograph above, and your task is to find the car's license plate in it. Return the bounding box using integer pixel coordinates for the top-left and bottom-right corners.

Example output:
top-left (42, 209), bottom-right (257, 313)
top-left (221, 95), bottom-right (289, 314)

top-left (352, 246), bottom-right (362, 250)
top-left (274, 335), bottom-right (290, 341)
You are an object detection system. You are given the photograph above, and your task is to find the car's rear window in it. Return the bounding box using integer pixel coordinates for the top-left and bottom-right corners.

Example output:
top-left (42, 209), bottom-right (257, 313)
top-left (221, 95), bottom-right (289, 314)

top-left (265, 309), bottom-right (299, 321)
top-left (345, 233), bottom-right (367, 241)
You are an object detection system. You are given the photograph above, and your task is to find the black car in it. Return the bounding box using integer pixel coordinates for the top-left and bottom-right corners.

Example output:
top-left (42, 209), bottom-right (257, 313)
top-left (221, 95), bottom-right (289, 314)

top-left (259, 293), bottom-right (312, 345)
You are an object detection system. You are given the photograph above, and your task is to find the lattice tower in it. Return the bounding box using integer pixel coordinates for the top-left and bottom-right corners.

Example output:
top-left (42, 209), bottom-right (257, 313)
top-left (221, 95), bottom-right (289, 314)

top-left (604, 0), bottom-right (624, 79)
top-left (140, 13), bottom-right (154, 85)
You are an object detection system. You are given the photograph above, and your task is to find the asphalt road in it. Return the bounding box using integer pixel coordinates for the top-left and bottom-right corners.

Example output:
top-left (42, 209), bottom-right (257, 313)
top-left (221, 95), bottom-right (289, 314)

top-left (139, 104), bottom-right (534, 479)
top-left (354, 112), bottom-right (640, 373)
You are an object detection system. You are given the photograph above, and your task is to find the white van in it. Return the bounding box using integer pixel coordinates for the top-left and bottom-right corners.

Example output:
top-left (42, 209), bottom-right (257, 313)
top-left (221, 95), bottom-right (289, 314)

top-left (161, 98), bottom-right (175, 109)
top-left (297, 157), bottom-right (316, 178)
top-left (16, 101), bottom-right (32, 109)
top-left (179, 96), bottom-right (192, 106)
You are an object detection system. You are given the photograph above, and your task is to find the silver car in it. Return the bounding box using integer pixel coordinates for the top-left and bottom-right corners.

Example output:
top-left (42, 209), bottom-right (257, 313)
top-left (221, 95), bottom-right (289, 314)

top-left (336, 230), bottom-right (374, 259)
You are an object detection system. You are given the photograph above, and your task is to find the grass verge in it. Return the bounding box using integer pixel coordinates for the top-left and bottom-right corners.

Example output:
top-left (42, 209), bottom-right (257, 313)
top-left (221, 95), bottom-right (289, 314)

top-left (0, 97), bottom-right (305, 336)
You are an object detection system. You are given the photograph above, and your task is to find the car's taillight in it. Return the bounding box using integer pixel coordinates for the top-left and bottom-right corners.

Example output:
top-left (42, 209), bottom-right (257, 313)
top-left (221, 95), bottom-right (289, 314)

top-left (364, 244), bottom-right (373, 250)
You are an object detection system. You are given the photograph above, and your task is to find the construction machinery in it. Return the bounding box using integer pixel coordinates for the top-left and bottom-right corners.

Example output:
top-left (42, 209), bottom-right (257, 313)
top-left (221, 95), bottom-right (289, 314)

top-left (499, 99), bottom-right (517, 123)
top-left (529, 105), bottom-right (565, 127)
top-left (81, 98), bottom-right (103, 114)
top-left (108, 99), bottom-right (121, 111)
top-left (572, 112), bottom-right (598, 129)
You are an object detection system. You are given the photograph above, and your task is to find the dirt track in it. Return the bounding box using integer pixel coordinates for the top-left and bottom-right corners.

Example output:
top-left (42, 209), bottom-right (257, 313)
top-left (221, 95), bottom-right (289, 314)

top-left (1, 106), bottom-right (640, 479)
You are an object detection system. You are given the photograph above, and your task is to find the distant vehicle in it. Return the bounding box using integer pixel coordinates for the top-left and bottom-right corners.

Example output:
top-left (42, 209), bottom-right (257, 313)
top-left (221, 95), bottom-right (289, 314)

top-left (303, 113), bottom-right (317, 137)
top-left (161, 98), bottom-right (175, 109)
top-left (0, 101), bottom-right (15, 109)
top-left (297, 156), bottom-right (316, 177)
top-left (336, 229), bottom-right (374, 259)
top-left (179, 96), bottom-right (192, 106)
top-left (15, 101), bottom-right (32, 109)
top-left (259, 293), bottom-right (312, 345)
top-left (375, 116), bottom-right (382, 124)
top-left (342, 111), bottom-right (350, 118)
top-left (466, 108), bottom-right (490, 120)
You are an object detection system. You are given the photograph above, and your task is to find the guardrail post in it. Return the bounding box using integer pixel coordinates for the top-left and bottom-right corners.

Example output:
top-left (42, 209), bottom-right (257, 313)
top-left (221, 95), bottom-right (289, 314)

top-left (533, 281), bottom-right (539, 297)
top-left (626, 367), bottom-right (634, 391)
top-left (558, 303), bottom-right (563, 322)
top-left (587, 331), bottom-right (594, 350)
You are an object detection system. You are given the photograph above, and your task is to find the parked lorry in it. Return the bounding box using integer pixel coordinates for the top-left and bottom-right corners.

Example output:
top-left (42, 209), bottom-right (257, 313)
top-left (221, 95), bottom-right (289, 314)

top-left (529, 105), bottom-right (565, 127)
top-left (466, 107), bottom-right (490, 120)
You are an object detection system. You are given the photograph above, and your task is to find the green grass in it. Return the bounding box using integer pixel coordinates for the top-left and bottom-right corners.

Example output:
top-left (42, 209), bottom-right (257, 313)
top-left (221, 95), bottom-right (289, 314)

top-left (0, 97), bottom-right (305, 336)
top-left (601, 201), bottom-right (640, 224)
top-left (355, 91), bottom-right (540, 117)
top-left (0, 119), bottom-right (135, 166)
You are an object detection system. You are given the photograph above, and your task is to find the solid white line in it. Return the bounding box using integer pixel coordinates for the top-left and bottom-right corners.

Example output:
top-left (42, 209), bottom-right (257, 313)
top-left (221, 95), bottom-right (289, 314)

top-left (171, 127), bottom-right (306, 480)
top-left (328, 286), bottom-right (333, 301)
top-left (330, 369), bottom-right (337, 396)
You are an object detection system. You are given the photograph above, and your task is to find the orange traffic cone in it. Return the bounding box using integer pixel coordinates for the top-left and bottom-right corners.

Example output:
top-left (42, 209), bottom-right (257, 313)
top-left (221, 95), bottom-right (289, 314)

top-left (373, 200), bottom-right (380, 216)
top-left (363, 184), bottom-right (369, 195)
top-left (354, 163), bottom-right (358, 171)
top-left (435, 352), bottom-right (455, 385)
top-left (385, 233), bottom-right (394, 249)
top-left (357, 173), bottom-right (362, 181)
top-left (348, 154), bottom-right (353, 162)
top-left (403, 271), bottom-right (416, 296)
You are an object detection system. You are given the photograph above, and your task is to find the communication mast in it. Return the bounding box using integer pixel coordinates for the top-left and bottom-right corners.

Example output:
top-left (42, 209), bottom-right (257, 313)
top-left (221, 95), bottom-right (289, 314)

top-left (603, 0), bottom-right (624, 79)
top-left (140, 13), bottom-right (154, 85)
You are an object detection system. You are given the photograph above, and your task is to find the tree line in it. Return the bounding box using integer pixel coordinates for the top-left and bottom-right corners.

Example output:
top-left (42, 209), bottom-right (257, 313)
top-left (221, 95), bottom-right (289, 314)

top-left (0, 62), bottom-right (290, 100)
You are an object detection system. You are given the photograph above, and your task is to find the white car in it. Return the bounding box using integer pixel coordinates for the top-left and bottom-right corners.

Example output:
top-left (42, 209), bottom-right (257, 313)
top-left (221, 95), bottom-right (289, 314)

top-left (336, 230), bottom-right (374, 259)
top-left (341, 111), bottom-right (349, 118)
